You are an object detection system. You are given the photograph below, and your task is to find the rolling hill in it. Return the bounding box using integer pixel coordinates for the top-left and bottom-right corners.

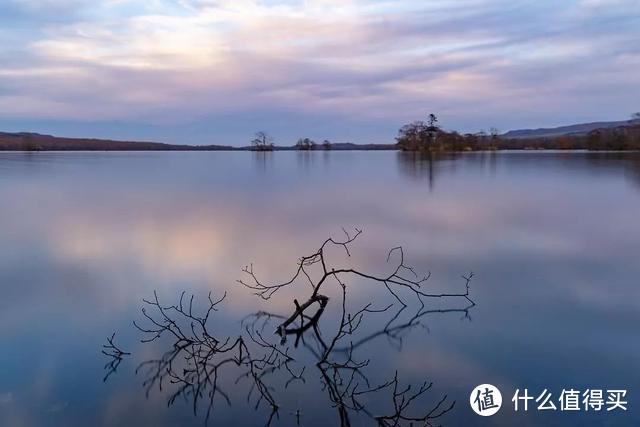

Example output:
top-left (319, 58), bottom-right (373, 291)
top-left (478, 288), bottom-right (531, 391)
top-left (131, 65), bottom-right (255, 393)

top-left (502, 119), bottom-right (640, 139)
top-left (0, 132), bottom-right (235, 151)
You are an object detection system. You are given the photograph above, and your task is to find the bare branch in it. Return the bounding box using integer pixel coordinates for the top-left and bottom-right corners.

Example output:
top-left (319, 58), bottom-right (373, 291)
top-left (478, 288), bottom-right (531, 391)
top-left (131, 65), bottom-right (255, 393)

top-left (102, 332), bottom-right (130, 382)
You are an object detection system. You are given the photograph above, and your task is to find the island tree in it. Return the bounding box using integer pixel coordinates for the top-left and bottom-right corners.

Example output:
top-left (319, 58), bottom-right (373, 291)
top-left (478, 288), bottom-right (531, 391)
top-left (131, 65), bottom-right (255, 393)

top-left (396, 114), bottom-right (441, 151)
top-left (295, 137), bottom-right (315, 150)
top-left (251, 131), bottom-right (275, 151)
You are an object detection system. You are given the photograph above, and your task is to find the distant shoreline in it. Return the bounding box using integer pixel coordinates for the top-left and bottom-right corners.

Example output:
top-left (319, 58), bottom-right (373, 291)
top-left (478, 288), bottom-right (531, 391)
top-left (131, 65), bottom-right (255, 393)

top-left (0, 131), bottom-right (401, 151)
top-left (2, 148), bottom-right (639, 153)
top-left (2, 122), bottom-right (640, 152)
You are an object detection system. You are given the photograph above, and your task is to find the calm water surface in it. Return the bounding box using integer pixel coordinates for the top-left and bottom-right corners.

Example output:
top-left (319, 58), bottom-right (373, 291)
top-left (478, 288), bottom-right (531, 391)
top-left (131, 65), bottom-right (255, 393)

top-left (0, 151), bottom-right (639, 426)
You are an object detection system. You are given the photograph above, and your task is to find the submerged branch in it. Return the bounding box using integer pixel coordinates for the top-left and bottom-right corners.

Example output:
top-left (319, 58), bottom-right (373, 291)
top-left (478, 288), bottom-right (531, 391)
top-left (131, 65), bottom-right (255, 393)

top-left (107, 230), bottom-right (476, 426)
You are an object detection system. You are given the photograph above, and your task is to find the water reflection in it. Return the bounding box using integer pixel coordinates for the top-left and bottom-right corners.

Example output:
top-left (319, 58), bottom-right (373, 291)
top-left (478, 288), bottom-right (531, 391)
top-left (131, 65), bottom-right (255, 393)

top-left (252, 151), bottom-right (274, 174)
top-left (1, 151), bottom-right (639, 426)
top-left (397, 151), bottom-right (440, 189)
top-left (102, 334), bottom-right (130, 383)
top-left (106, 231), bottom-right (475, 426)
top-left (397, 150), bottom-right (640, 191)
top-left (296, 150), bottom-right (316, 171)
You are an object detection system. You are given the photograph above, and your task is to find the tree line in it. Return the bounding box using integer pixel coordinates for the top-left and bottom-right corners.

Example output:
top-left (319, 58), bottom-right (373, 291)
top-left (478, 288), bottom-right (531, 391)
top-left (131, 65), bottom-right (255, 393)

top-left (251, 131), bottom-right (333, 151)
top-left (251, 112), bottom-right (640, 152)
top-left (396, 113), bottom-right (640, 152)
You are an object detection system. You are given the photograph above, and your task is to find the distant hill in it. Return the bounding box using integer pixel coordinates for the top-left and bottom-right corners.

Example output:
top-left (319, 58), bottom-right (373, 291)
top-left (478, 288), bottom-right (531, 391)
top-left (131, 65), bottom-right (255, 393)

top-left (0, 131), bottom-right (397, 151)
top-left (503, 119), bottom-right (640, 139)
top-left (0, 131), bottom-right (236, 151)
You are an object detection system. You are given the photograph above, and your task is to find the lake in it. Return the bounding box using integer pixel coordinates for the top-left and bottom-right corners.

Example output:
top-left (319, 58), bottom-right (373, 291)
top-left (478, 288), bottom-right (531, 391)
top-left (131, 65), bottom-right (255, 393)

top-left (0, 150), bottom-right (639, 426)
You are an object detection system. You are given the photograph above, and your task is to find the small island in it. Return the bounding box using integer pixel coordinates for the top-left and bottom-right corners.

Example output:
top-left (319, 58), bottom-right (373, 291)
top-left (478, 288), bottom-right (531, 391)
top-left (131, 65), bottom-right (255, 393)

top-left (395, 113), bottom-right (640, 152)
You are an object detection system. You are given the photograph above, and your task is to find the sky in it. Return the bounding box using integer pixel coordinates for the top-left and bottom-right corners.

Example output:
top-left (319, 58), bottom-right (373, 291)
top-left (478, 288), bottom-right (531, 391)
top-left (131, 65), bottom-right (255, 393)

top-left (0, 0), bottom-right (639, 145)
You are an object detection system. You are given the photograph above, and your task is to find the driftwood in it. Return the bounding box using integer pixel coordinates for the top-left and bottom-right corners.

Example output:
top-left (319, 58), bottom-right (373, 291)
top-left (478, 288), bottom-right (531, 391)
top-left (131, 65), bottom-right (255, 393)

top-left (104, 230), bottom-right (475, 426)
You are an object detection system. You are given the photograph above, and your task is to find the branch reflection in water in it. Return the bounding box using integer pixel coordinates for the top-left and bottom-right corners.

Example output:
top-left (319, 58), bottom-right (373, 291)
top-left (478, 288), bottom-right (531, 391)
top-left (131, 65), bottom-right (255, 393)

top-left (103, 230), bottom-right (476, 426)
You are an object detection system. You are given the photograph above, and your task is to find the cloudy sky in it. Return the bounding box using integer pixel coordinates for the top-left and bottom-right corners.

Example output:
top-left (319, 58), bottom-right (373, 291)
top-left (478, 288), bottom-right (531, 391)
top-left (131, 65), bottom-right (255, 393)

top-left (0, 0), bottom-right (639, 145)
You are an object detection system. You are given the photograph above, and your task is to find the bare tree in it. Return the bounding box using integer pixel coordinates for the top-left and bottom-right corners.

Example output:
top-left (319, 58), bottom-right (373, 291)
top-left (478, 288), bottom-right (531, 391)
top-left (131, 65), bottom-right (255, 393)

top-left (427, 114), bottom-right (439, 130)
top-left (295, 138), bottom-right (315, 151)
top-left (397, 114), bottom-right (441, 151)
top-left (252, 131), bottom-right (275, 151)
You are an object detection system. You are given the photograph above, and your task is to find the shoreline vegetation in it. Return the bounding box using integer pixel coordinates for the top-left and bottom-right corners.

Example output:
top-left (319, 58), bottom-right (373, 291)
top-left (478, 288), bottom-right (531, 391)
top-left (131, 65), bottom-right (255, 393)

top-left (2, 113), bottom-right (640, 152)
top-left (395, 113), bottom-right (640, 152)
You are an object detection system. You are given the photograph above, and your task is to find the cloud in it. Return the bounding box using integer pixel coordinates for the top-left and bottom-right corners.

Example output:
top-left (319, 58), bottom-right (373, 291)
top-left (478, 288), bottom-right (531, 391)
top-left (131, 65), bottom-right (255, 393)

top-left (0, 0), bottom-right (638, 143)
top-left (579, 0), bottom-right (640, 8)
